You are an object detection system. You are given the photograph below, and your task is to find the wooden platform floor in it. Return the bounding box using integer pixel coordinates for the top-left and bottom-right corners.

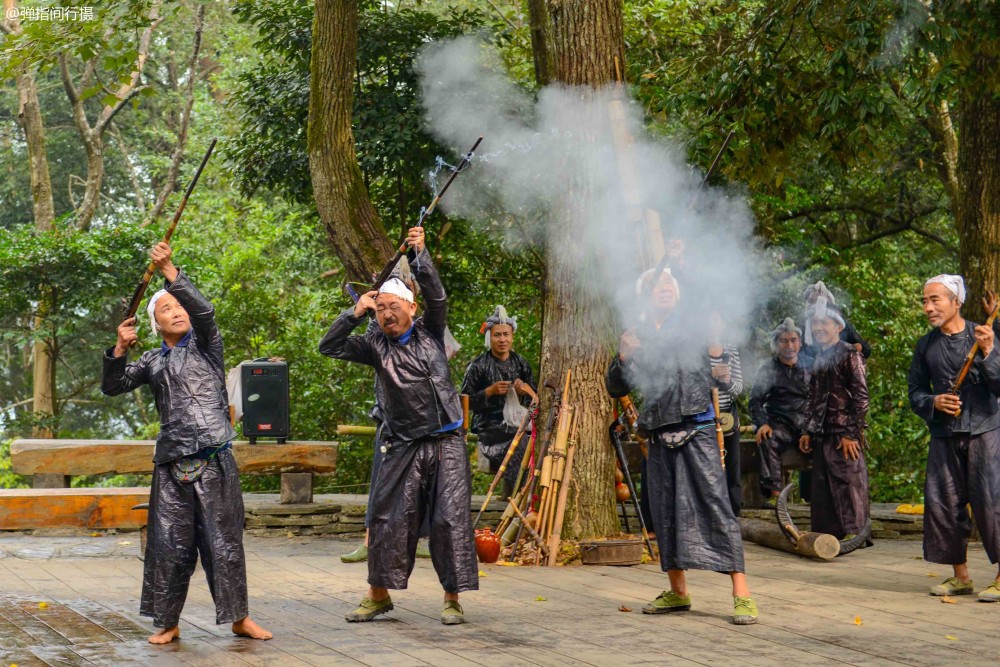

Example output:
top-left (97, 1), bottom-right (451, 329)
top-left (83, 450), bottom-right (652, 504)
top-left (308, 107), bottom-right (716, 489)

top-left (2, 534), bottom-right (999, 666)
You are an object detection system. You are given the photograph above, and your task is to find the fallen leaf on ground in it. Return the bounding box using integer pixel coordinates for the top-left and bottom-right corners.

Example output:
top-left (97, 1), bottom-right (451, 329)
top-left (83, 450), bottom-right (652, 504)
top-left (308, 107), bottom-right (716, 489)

top-left (927, 572), bottom-right (939, 577)
top-left (854, 615), bottom-right (862, 626)
top-left (535, 596), bottom-right (547, 602)
top-left (618, 604), bottom-right (632, 612)
top-left (495, 562), bottom-right (518, 567)
top-left (945, 635), bottom-right (958, 641)
top-left (941, 596), bottom-right (957, 604)
top-left (478, 570), bottom-right (487, 577)
top-left (89, 532), bottom-right (100, 537)
top-left (38, 602), bottom-right (48, 610)
top-left (118, 541), bottom-right (132, 546)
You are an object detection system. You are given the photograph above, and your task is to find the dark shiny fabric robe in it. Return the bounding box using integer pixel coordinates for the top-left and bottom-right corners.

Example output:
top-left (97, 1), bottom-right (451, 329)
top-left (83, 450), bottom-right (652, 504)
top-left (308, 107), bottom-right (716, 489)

top-left (101, 271), bottom-right (247, 629)
top-left (803, 342), bottom-right (870, 539)
top-left (750, 357), bottom-right (811, 494)
top-left (605, 314), bottom-right (745, 574)
top-left (909, 321), bottom-right (1000, 565)
top-left (318, 248), bottom-right (477, 593)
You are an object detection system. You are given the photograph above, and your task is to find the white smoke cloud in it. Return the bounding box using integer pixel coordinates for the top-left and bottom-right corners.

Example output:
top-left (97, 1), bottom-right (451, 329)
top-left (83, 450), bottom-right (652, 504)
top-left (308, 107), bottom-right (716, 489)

top-left (417, 37), bottom-right (768, 371)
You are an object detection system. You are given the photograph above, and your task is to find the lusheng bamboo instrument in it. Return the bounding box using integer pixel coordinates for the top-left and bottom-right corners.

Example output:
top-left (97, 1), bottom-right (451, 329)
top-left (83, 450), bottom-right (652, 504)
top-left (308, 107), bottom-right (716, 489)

top-left (711, 387), bottom-right (726, 469)
top-left (507, 500), bottom-right (548, 556)
top-left (535, 371), bottom-right (572, 562)
top-left (951, 301), bottom-right (1000, 417)
top-left (547, 410), bottom-right (579, 565)
top-left (123, 139), bottom-right (217, 326)
top-left (473, 400), bottom-right (536, 527)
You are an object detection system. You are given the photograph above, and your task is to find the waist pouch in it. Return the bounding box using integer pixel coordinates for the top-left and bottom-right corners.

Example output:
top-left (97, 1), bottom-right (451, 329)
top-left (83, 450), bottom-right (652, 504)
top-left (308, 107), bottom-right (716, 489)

top-left (171, 443), bottom-right (231, 484)
top-left (650, 424), bottom-right (713, 449)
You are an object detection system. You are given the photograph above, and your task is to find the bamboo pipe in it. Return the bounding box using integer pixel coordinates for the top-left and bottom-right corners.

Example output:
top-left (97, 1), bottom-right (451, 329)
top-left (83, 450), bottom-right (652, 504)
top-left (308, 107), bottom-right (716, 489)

top-left (473, 402), bottom-right (536, 527)
top-left (508, 500), bottom-right (548, 556)
top-left (711, 387), bottom-right (726, 469)
top-left (547, 411), bottom-right (579, 565)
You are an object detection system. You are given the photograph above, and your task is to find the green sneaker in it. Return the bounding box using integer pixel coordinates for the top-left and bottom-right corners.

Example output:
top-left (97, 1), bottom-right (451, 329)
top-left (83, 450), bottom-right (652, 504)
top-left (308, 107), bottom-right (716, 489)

top-left (340, 544), bottom-right (368, 563)
top-left (441, 600), bottom-right (465, 625)
top-left (345, 596), bottom-right (393, 622)
top-left (930, 577), bottom-right (974, 597)
top-left (733, 596), bottom-right (758, 625)
top-left (416, 540), bottom-right (431, 559)
top-left (641, 590), bottom-right (691, 614)
top-left (977, 581), bottom-right (1000, 602)
top-left (761, 497), bottom-right (778, 510)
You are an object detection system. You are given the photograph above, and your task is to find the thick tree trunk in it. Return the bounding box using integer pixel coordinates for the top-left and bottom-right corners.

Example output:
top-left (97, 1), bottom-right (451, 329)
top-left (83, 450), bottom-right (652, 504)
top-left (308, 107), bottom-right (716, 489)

top-left (308, 0), bottom-right (394, 282)
top-left (957, 79), bottom-right (1000, 312)
top-left (535, 0), bottom-right (626, 539)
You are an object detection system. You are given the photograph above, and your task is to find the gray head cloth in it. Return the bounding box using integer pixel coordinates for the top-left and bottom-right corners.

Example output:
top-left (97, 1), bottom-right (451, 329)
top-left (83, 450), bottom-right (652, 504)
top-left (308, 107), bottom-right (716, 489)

top-left (803, 280), bottom-right (836, 304)
top-left (481, 305), bottom-right (517, 349)
top-left (770, 317), bottom-right (802, 352)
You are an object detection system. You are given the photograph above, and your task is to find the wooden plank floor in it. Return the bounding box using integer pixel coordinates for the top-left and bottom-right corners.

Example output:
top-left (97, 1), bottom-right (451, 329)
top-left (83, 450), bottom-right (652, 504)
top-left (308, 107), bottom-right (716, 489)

top-left (2, 535), bottom-right (999, 666)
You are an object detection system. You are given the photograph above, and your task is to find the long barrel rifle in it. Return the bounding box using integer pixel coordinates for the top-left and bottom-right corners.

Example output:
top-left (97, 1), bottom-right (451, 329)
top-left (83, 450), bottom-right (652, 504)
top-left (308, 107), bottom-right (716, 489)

top-left (343, 136), bottom-right (483, 305)
top-left (122, 139), bottom-right (218, 326)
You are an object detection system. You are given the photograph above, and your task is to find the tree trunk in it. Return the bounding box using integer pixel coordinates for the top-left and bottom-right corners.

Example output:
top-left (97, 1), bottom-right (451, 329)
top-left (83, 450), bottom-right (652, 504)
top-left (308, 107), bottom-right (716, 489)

top-left (7, 0), bottom-right (57, 438)
top-left (308, 0), bottom-right (394, 282)
top-left (534, 0), bottom-right (626, 539)
top-left (957, 73), bottom-right (1000, 313)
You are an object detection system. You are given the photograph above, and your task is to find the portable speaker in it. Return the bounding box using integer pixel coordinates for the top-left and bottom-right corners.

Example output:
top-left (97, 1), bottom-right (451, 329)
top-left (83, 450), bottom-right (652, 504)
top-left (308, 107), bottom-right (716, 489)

top-left (241, 359), bottom-right (289, 443)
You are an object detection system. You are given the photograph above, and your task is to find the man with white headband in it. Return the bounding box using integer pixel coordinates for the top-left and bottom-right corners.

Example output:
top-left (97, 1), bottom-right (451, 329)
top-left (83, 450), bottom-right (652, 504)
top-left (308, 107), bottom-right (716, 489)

top-left (461, 306), bottom-right (537, 498)
top-left (910, 273), bottom-right (1000, 601)
top-left (102, 242), bottom-right (271, 645)
top-left (319, 226), bottom-right (477, 625)
top-left (799, 300), bottom-right (870, 544)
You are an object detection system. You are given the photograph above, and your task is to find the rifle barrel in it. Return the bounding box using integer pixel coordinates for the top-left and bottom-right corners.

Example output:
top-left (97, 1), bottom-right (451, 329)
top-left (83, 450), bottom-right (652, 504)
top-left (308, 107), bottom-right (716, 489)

top-left (124, 139), bottom-right (217, 320)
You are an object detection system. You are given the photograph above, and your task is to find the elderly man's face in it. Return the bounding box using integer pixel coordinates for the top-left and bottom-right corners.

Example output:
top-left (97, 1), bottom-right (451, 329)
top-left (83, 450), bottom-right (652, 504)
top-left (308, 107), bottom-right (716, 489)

top-left (490, 324), bottom-right (514, 356)
top-left (154, 293), bottom-right (191, 338)
top-left (922, 282), bottom-right (961, 328)
top-left (810, 316), bottom-right (843, 348)
top-left (775, 331), bottom-right (801, 363)
top-left (650, 273), bottom-right (679, 311)
top-left (375, 293), bottom-right (416, 338)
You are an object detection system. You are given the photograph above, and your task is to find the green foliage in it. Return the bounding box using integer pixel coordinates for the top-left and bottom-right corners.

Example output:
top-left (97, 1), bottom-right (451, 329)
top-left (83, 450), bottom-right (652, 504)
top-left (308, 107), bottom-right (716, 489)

top-left (0, 439), bottom-right (29, 489)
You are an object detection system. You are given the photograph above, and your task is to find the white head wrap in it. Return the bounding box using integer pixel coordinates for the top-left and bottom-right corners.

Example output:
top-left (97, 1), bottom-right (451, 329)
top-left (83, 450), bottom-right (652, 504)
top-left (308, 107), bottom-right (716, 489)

top-left (635, 268), bottom-right (680, 298)
top-left (480, 305), bottom-right (517, 349)
top-left (378, 277), bottom-right (414, 303)
top-left (770, 317), bottom-right (802, 353)
top-left (146, 289), bottom-right (169, 334)
top-left (803, 280), bottom-right (836, 305)
top-left (805, 299), bottom-right (845, 345)
top-left (925, 274), bottom-right (966, 304)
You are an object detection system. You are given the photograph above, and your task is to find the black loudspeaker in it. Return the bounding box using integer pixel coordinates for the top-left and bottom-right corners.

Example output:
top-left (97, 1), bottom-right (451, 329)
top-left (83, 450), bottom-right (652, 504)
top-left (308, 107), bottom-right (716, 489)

top-left (241, 359), bottom-right (289, 444)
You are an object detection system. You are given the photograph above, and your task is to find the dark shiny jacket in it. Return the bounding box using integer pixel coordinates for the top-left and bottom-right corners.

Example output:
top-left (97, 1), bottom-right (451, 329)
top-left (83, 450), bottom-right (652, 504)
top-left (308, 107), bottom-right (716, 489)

top-left (319, 248), bottom-right (462, 443)
top-left (749, 357), bottom-right (811, 431)
top-left (102, 271), bottom-right (236, 464)
top-left (460, 351), bottom-right (535, 434)
top-left (803, 342), bottom-right (869, 441)
top-left (908, 321), bottom-right (1000, 437)
top-left (605, 315), bottom-right (719, 432)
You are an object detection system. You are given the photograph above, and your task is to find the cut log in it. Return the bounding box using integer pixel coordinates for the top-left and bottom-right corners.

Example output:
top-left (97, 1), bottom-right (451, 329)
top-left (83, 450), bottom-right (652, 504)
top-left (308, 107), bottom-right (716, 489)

top-left (739, 517), bottom-right (840, 561)
top-left (0, 488), bottom-right (149, 530)
top-left (11, 440), bottom-right (338, 476)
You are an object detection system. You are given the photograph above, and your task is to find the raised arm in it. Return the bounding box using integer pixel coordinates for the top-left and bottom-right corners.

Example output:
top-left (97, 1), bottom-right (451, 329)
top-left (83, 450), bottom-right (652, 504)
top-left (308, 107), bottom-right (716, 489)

top-left (407, 229), bottom-right (447, 341)
top-left (319, 309), bottom-right (377, 367)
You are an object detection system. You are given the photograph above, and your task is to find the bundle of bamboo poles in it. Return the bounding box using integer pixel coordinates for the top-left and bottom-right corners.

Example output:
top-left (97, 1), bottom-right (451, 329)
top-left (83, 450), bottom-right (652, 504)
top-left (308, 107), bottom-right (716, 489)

top-left (489, 370), bottom-right (580, 566)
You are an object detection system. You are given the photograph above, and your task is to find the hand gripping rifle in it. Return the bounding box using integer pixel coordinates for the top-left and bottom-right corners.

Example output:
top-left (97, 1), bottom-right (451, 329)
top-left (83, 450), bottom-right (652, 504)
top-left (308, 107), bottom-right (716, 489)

top-left (950, 301), bottom-right (1000, 418)
top-left (122, 139), bottom-right (217, 326)
top-left (344, 136), bottom-right (483, 304)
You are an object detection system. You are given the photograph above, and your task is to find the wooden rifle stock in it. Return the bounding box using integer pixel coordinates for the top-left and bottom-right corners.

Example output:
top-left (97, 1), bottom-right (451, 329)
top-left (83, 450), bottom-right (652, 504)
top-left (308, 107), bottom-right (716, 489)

top-left (951, 302), bottom-right (1000, 417)
top-left (123, 139), bottom-right (217, 322)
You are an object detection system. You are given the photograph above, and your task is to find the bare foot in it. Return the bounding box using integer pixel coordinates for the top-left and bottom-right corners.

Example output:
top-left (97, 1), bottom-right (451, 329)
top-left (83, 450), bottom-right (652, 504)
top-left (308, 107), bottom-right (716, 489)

top-left (232, 616), bottom-right (272, 640)
top-left (148, 626), bottom-right (180, 644)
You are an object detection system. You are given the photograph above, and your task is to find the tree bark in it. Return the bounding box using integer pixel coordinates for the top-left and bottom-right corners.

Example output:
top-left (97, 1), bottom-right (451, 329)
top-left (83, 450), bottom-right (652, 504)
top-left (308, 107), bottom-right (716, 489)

top-left (5, 0), bottom-right (57, 438)
top-left (533, 0), bottom-right (626, 539)
top-left (957, 74), bottom-right (1000, 313)
top-left (308, 0), bottom-right (394, 282)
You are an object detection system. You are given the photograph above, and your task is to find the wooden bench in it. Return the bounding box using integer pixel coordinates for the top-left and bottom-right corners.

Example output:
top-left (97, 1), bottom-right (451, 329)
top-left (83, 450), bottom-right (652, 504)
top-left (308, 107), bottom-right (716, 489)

top-left (740, 438), bottom-right (810, 509)
top-left (3, 439), bottom-right (338, 531)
